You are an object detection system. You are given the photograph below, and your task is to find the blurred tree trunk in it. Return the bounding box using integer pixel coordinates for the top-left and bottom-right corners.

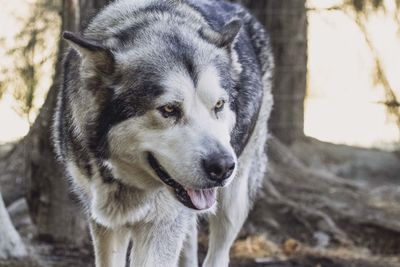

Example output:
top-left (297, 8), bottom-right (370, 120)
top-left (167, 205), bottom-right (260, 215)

top-left (235, 0), bottom-right (308, 144)
top-left (28, 0), bottom-right (113, 245)
top-left (24, 0), bottom-right (84, 245)
top-left (0, 0), bottom-right (113, 246)
top-left (0, 193), bottom-right (27, 259)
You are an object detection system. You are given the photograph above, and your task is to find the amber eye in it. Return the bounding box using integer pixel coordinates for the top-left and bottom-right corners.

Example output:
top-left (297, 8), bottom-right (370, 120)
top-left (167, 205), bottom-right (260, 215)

top-left (214, 100), bottom-right (225, 113)
top-left (158, 104), bottom-right (181, 118)
top-left (163, 104), bottom-right (175, 113)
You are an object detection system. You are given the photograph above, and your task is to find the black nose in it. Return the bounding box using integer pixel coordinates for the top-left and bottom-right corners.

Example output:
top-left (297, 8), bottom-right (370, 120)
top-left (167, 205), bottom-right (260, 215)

top-left (202, 153), bottom-right (235, 181)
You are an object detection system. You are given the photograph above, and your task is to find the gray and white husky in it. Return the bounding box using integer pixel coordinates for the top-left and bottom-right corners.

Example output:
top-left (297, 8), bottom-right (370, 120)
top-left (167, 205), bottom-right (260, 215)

top-left (53, 0), bottom-right (274, 266)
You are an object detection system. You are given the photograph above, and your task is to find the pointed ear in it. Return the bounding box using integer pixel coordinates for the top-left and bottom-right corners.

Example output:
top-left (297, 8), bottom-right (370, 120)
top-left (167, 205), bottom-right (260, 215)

top-left (63, 31), bottom-right (115, 74)
top-left (200, 19), bottom-right (242, 48)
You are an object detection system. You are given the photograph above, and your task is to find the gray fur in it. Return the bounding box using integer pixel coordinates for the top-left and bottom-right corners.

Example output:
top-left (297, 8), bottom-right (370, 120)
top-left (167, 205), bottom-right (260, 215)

top-left (53, 0), bottom-right (274, 266)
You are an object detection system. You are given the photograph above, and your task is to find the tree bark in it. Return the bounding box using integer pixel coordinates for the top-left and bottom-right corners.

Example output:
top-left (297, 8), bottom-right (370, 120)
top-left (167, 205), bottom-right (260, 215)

top-left (0, 193), bottom-right (27, 259)
top-left (235, 0), bottom-right (308, 144)
top-left (24, 0), bottom-right (85, 245)
top-left (27, 0), bottom-right (114, 245)
top-left (0, 0), bottom-right (113, 245)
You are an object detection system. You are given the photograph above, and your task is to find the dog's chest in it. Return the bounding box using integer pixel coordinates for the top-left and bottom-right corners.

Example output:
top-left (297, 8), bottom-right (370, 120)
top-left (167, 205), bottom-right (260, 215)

top-left (91, 183), bottom-right (187, 227)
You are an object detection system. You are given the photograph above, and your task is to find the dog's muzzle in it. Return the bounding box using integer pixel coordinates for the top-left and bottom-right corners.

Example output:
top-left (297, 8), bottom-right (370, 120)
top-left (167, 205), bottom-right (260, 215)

top-left (147, 152), bottom-right (217, 210)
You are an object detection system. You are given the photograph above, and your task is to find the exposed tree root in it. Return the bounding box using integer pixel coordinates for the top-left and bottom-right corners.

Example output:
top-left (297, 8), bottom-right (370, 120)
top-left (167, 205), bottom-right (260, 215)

top-left (262, 180), bottom-right (352, 246)
top-left (245, 137), bottom-right (400, 257)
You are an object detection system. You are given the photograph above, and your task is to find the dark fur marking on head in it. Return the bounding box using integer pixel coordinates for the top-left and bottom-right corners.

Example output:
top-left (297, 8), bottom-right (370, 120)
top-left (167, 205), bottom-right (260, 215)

top-left (56, 51), bottom-right (77, 161)
top-left (229, 33), bottom-right (263, 155)
top-left (113, 2), bottom-right (181, 45)
top-left (99, 164), bottom-right (117, 184)
top-left (88, 78), bottom-right (164, 161)
top-left (67, 125), bottom-right (93, 178)
top-left (112, 3), bottom-right (180, 45)
top-left (182, 53), bottom-right (197, 86)
top-left (163, 33), bottom-right (199, 84)
top-left (113, 20), bottom-right (152, 45)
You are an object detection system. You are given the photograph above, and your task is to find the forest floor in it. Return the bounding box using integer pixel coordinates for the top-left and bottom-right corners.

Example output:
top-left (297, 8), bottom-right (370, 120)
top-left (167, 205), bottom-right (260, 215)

top-left (0, 233), bottom-right (399, 267)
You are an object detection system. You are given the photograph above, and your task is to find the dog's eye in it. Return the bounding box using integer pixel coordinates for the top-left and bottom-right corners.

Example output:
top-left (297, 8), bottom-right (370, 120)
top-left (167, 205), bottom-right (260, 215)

top-left (158, 104), bottom-right (181, 118)
top-left (163, 104), bottom-right (175, 113)
top-left (214, 100), bottom-right (225, 113)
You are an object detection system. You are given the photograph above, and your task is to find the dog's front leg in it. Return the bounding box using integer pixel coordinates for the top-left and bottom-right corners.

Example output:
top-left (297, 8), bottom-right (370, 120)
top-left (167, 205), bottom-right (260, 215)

top-left (129, 217), bottom-right (189, 267)
top-left (179, 216), bottom-right (198, 267)
top-left (203, 172), bottom-right (251, 267)
top-left (90, 220), bottom-right (131, 267)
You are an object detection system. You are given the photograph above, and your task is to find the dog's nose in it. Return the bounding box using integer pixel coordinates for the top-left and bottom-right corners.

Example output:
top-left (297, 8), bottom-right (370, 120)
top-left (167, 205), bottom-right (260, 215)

top-left (202, 154), bottom-right (235, 181)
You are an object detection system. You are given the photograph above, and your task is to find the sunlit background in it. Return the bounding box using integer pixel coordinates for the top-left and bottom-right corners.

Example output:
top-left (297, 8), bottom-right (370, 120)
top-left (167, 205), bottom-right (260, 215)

top-left (306, 0), bottom-right (400, 150)
top-left (0, 0), bottom-right (399, 150)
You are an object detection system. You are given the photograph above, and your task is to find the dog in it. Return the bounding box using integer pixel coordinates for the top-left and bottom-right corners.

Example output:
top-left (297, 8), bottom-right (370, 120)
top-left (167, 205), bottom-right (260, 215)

top-left (53, 0), bottom-right (274, 266)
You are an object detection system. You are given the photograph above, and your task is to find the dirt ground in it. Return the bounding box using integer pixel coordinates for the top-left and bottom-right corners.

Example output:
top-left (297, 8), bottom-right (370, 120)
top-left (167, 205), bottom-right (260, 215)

top-left (0, 253), bottom-right (397, 267)
top-left (1, 237), bottom-right (399, 267)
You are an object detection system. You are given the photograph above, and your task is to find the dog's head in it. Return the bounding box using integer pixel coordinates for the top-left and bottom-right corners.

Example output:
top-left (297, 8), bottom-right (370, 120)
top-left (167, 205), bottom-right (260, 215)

top-left (64, 19), bottom-right (242, 211)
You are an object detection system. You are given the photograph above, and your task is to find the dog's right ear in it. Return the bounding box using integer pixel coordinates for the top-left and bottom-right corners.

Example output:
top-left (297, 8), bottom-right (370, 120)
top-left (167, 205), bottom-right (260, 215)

top-left (63, 31), bottom-right (115, 74)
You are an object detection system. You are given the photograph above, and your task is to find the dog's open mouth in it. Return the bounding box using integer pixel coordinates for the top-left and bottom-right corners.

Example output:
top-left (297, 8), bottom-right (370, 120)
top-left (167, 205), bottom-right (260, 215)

top-left (147, 153), bottom-right (216, 210)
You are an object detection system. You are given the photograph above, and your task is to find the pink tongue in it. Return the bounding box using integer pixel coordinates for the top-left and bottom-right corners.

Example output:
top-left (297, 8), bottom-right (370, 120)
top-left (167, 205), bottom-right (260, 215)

top-left (186, 188), bottom-right (217, 210)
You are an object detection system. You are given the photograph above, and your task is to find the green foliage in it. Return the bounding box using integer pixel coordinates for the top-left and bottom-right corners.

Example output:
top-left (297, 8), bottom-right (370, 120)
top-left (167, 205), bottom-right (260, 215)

top-left (0, 0), bottom-right (61, 123)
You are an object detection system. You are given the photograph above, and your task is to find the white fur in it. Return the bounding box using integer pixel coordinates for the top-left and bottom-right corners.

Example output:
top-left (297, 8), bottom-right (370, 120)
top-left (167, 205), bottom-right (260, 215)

top-left (106, 65), bottom-right (237, 193)
top-left (54, 0), bottom-right (274, 266)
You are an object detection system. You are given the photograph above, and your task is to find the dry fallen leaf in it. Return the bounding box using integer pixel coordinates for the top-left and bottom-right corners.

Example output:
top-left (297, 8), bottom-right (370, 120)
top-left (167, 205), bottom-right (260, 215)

top-left (282, 239), bottom-right (301, 256)
top-left (230, 235), bottom-right (281, 259)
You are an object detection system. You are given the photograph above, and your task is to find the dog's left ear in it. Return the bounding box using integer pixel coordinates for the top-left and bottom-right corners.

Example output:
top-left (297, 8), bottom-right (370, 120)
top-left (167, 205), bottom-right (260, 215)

top-left (200, 19), bottom-right (242, 48)
top-left (63, 31), bottom-right (115, 75)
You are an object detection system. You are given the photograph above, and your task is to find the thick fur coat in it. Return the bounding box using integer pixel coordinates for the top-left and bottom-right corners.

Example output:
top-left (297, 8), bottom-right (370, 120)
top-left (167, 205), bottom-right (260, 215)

top-left (53, 0), bottom-right (274, 266)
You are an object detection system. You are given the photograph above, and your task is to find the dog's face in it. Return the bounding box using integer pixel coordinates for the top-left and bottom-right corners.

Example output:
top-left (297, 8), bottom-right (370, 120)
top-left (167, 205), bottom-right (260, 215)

top-left (64, 21), bottom-right (241, 211)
